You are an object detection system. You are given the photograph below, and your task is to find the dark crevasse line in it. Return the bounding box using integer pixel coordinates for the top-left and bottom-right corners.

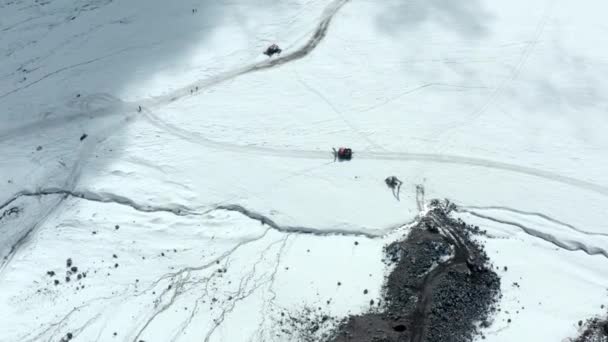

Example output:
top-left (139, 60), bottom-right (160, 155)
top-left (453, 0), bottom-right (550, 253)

top-left (0, 194), bottom-right (65, 272)
top-left (456, 208), bottom-right (608, 259)
top-left (144, 0), bottom-right (350, 109)
top-left (1, 189), bottom-right (408, 239)
top-left (214, 204), bottom-right (405, 238)
top-left (457, 204), bottom-right (608, 237)
top-left (0, 188), bottom-right (196, 217)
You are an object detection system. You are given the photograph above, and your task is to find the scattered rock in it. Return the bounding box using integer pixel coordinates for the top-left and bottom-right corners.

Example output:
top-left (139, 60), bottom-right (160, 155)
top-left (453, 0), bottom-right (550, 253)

top-left (66, 258), bottom-right (72, 268)
top-left (47, 271), bottom-right (55, 277)
top-left (570, 315), bottom-right (608, 342)
top-left (393, 324), bottom-right (407, 332)
top-left (327, 204), bottom-right (501, 342)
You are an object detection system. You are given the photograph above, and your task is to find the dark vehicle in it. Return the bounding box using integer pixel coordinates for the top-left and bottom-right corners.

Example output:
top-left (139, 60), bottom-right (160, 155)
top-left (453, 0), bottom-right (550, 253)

top-left (385, 176), bottom-right (403, 200)
top-left (264, 44), bottom-right (282, 57)
top-left (333, 147), bottom-right (352, 161)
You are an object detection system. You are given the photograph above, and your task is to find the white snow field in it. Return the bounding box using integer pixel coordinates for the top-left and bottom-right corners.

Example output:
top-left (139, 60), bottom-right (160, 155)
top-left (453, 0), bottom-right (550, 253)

top-left (1, 0), bottom-right (608, 341)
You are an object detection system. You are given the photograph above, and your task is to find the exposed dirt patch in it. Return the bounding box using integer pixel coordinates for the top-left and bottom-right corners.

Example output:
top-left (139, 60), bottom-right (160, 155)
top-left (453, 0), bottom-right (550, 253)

top-left (327, 201), bottom-right (501, 342)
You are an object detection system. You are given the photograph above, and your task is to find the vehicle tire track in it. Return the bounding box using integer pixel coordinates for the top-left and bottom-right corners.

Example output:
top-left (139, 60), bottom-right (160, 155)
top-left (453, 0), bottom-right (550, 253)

top-left (134, 1), bottom-right (608, 199)
top-left (145, 105), bottom-right (608, 198)
top-left (359, 151), bottom-right (608, 197)
top-left (141, 0), bottom-right (350, 109)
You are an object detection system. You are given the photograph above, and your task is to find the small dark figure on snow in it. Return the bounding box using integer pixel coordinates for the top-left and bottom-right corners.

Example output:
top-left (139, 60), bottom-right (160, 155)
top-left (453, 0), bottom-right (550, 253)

top-left (137, 105), bottom-right (142, 113)
top-left (385, 176), bottom-right (403, 201)
top-left (264, 44), bottom-right (282, 57)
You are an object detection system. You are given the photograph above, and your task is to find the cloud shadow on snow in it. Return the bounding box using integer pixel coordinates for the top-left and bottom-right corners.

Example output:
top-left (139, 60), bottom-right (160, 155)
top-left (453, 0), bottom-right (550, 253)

top-left (374, 0), bottom-right (492, 38)
top-left (0, 0), bottom-right (290, 260)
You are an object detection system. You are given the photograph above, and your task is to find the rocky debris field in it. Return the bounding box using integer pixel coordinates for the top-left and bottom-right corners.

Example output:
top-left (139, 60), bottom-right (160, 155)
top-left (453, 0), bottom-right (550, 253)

top-left (572, 312), bottom-right (608, 342)
top-left (326, 201), bottom-right (501, 342)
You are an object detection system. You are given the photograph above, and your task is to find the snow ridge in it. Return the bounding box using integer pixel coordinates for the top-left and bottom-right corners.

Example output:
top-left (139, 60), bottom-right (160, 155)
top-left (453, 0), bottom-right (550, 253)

top-left (459, 205), bottom-right (608, 237)
top-left (1, 189), bottom-right (404, 238)
top-left (215, 204), bottom-right (405, 238)
top-left (0, 188), bottom-right (196, 217)
top-left (456, 207), bottom-right (608, 259)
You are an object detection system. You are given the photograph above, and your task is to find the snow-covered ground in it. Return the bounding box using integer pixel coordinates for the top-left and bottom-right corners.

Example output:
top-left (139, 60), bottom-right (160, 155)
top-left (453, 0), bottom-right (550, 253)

top-left (1, 0), bottom-right (608, 340)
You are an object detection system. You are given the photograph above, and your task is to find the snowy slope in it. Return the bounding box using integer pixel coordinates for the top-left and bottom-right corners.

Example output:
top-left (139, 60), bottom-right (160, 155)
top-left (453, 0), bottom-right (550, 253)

top-left (1, 0), bottom-right (608, 341)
